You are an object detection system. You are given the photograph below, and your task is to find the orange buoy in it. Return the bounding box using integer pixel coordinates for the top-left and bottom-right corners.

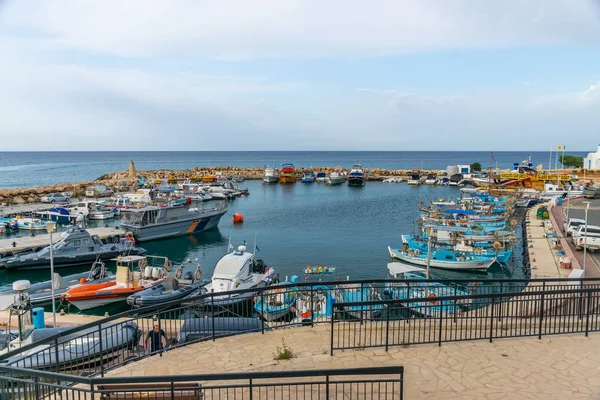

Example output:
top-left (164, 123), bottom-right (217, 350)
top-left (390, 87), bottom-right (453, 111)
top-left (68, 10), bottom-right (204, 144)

top-left (80, 278), bottom-right (87, 284)
top-left (232, 212), bottom-right (244, 223)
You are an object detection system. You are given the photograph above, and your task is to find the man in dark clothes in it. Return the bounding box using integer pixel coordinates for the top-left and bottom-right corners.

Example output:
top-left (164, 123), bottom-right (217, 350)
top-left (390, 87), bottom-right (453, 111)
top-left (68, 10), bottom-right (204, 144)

top-left (145, 324), bottom-right (166, 353)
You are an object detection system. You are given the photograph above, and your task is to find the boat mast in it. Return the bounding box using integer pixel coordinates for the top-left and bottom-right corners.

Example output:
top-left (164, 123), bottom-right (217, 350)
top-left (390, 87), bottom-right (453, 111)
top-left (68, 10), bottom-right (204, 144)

top-left (426, 228), bottom-right (432, 280)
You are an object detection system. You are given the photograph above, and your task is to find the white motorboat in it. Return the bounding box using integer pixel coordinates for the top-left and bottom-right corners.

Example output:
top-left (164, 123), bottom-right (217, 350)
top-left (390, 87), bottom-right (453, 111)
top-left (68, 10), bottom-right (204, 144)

top-left (424, 174), bottom-right (438, 185)
top-left (263, 166), bottom-right (279, 184)
top-left (326, 171), bottom-right (345, 185)
top-left (70, 200), bottom-right (119, 220)
top-left (192, 245), bottom-right (276, 307)
top-left (11, 217), bottom-right (46, 231)
top-left (407, 173), bottom-right (421, 186)
top-left (541, 183), bottom-right (583, 199)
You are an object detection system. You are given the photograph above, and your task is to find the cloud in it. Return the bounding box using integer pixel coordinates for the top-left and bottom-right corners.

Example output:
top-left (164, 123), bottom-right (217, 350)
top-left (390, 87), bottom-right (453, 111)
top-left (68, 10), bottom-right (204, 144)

top-left (2, 0), bottom-right (599, 59)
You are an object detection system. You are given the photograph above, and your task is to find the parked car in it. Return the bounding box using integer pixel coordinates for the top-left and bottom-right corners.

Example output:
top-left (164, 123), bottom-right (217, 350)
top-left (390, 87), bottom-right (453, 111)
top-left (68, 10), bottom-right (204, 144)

top-left (41, 193), bottom-right (70, 203)
top-left (583, 187), bottom-right (600, 199)
top-left (85, 185), bottom-right (114, 198)
top-left (572, 224), bottom-right (600, 251)
top-left (563, 218), bottom-right (586, 237)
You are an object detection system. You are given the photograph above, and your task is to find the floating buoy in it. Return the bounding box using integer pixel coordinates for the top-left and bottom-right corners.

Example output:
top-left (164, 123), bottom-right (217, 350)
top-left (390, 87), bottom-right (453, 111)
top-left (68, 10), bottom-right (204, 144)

top-left (79, 278), bottom-right (87, 284)
top-left (232, 212), bottom-right (244, 223)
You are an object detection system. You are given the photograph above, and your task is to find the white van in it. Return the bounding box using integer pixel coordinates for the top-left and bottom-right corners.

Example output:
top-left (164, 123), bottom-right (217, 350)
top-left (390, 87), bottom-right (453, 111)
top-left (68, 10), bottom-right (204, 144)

top-left (564, 218), bottom-right (586, 237)
top-left (572, 224), bottom-right (600, 251)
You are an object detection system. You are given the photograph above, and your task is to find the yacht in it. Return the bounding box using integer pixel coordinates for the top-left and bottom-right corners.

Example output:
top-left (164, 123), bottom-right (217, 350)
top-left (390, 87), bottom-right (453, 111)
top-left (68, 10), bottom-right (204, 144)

top-left (188, 245), bottom-right (277, 310)
top-left (347, 164), bottom-right (365, 186)
top-left (0, 226), bottom-right (145, 270)
top-left (279, 163), bottom-right (296, 183)
top-left (326, 170), bottom-right (345, 185)
top-left (120, 199), bottom-right (227, 242)
top-left (69, 200), bottom-right (119, 220)
top-left (262, 166), bottom-right (278, 184)
top-left (407, 173), bottom-right (421, 185)
top-left (301, 171), bottom-right (316, 183)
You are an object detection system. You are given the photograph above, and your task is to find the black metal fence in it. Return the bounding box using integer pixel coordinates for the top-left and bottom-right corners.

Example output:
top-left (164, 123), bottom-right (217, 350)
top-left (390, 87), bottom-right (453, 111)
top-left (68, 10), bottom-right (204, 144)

top-left (330, 284), bottom-right (600, 353)
top-left (1, 277), bottom-right (600, 377)
top-left (0, 365), bottom-right (404, 400)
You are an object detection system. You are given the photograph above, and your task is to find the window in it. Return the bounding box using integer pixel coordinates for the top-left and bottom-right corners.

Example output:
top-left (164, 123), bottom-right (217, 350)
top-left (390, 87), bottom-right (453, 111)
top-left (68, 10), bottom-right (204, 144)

top-left (72, 240), bottom-right (81, 246)
top-left (445, 255), bottom-right (453, 260)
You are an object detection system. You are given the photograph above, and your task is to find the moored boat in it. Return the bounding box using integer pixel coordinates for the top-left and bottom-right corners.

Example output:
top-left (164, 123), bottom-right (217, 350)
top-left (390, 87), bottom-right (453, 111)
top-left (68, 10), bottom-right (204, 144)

top-left (254, 276), bottom-right (299, 321)
top-left (263, 166), bottom-right (280, 184)
top-left (301, 171), bottom-right (316, 183)
top-left (326, 170), bottom-right (345, 185)
top-left (387, 246), bottom-right (495, 271)
top-left (315, 172), bottom-right (327, 183)
top-left (63, 255), bottom-right (170, 310)
top-left (279, 163), bottom-right (296, 184)
top-left (347, 164), bottom-right (365, 186)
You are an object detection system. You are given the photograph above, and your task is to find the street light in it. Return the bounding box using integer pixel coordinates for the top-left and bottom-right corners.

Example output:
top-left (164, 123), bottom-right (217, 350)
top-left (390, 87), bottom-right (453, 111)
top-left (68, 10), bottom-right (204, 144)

top-left (45, 221), bottom-right (57, 328)
top-left (583, 202), bottom-right (590, 276)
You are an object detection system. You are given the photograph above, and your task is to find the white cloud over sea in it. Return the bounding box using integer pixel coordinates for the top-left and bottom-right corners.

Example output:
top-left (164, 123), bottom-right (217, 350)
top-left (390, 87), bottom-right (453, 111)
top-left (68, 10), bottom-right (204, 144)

top-left (0, 0), bottom-right (599, 150)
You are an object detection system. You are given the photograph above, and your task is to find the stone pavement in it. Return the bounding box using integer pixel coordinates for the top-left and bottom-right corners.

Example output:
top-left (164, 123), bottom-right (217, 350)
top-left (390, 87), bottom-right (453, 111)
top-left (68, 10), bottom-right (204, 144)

top-left (109, 324), bottom-right (600, 399)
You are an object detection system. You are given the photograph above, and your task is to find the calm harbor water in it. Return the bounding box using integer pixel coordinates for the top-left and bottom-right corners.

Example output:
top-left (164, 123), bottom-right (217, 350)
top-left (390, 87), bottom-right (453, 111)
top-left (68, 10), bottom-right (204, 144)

top-left (0, 151), bottom-right (586, 189)
top-left (0, 180), bottom-right (526, 315)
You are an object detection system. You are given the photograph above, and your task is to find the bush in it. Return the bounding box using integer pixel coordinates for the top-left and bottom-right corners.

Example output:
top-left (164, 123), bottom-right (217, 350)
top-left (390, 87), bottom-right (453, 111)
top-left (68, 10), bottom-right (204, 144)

top-left (471, 162), bottom-right (482, 172)
top-left (273, 339), bottom-right (295, 360)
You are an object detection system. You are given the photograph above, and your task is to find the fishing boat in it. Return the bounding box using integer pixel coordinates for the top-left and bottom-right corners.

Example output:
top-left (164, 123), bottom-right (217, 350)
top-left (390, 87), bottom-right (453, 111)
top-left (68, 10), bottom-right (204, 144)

top-left (126, 259), bottom-right (206, 308)
top-left (401, 235), bottom-right (513, 263)
top-left (334, 283), bottom-right (383, 320)
top-left (301, 171), bottom-right (316, 183)
top-left (231, 176), bottom-right (245, 183)
top-left (0, 226), bottom-right (145, 270)
top-left (254, 275), bottom-right (299, 321)
top-left (315, 172), bottom-right (327, 183)
top-left (387, 246), bottom-right (495, 271)
top-left (385, 262), bottom-right (471, 318)
top-left (347, 164), bottom-right (365, 187)
top-left (11, 217), bottom-right (47, 231)
top-left (516, 199), bottom-right (538, 208)
top-left (119, 199), bottom-right (227, 242)
top-left (263, 166), bottom-right (279, 184)
top-left (326, 170), bottom-right (345, 185)
top-left (62, 255), bottom-right (170, 310)
top-left (279, 163), bottom-right (296, 184)
top-left (0, 262), bottom-right (112, 307)
top-left (189, 245), bottom-right (277, 311)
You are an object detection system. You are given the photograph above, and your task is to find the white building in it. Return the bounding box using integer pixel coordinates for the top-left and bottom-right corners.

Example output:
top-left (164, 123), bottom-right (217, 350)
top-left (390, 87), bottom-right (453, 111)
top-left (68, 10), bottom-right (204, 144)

top-left (584, 145), bottom-right (600, 169)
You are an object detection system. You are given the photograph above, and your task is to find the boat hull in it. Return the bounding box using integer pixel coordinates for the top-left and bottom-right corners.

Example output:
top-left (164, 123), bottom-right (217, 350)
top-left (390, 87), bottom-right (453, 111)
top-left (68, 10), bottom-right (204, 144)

top-left (326, 177), bottom-right (345, 185)
top-left (279, 174), bottom-right (296, 183)
top-left (388, 247), bottom-right (495, 271)
top-left (263, 175), bottom-right (279, 183)
top-left (121, 210), bottom-right (226, 242)
top-left (347, 177), bottom-right (365, 186)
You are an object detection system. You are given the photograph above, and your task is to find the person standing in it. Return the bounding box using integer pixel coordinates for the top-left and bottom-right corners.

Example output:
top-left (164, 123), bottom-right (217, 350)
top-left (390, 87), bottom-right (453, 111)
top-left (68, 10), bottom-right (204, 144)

top-left (145, 324), bottom-right (167, 353)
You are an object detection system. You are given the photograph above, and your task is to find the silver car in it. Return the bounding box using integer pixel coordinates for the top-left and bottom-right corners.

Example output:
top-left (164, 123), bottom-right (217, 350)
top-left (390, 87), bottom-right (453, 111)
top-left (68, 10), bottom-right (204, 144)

top-left (41, 193), bottom-right (70, 203)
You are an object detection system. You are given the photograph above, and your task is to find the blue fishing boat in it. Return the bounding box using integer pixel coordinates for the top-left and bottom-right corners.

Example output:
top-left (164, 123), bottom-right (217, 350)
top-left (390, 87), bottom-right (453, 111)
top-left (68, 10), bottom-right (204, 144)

top-left (401, 235), bottom-right (513, 263)
top-left (384, 262), bottom-right (471, 318)
top-left (295, 285), bottom-right (335, 320)
top-left (37, 207), bottom-right (83, 225)
top-left (254, 275), bottom-right (299, 322)
top-left (387, 246), bottom-right (495, 271)
top-left (335, 283), bottom-right (383, 319)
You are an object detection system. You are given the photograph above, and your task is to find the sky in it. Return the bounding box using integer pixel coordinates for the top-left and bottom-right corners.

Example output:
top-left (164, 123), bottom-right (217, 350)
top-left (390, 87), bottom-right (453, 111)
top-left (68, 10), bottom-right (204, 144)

top-left (1, 0), bottom-right (600, 151)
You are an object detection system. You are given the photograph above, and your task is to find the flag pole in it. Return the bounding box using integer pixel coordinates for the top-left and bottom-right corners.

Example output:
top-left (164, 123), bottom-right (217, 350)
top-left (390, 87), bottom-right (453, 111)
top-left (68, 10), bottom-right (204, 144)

top-left (548, 147), bottom-right (552, 171)
top-left (253, 233), bottom-right (257, 256)
top-left (227, 230), bottom-right (232, 253)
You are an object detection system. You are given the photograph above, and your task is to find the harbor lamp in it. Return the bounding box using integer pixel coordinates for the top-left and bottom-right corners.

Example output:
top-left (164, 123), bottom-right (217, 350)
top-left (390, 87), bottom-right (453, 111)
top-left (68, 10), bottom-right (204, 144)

top-left (45, 221), bottom-right (57, 327)
top-left (583, 202), bottom-right (590, 275)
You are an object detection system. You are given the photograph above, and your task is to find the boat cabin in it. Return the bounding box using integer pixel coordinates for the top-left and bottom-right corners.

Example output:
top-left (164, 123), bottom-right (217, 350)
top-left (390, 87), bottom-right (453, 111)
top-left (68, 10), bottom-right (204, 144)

top-left (210, 246), bottom-right (267, 293)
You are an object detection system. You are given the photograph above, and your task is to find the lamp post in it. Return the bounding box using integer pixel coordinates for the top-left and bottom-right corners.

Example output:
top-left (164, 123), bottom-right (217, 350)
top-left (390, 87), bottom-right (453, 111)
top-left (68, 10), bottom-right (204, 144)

top-left (583, 202), bottom-right (590, 276)
top-left (45, 221), bottom-right (57, 327)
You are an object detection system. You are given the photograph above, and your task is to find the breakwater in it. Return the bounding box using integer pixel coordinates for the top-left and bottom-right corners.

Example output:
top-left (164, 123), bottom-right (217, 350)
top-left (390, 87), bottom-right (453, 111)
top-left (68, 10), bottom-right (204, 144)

top-left (0, 164), bottom-right (446, 205)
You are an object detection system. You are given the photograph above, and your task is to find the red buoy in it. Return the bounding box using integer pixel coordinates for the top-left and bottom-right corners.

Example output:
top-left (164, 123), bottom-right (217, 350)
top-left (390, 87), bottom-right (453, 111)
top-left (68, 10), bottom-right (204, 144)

top-left (232, 212), bottom-right (244, 223)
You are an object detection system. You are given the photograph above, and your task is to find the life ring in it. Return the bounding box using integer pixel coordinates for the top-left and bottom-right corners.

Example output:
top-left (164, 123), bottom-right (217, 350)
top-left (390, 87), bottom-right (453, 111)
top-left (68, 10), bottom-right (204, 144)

top-left (194, 268), bottom-right (202, 281)
top-left (138, 258), bottom-right (147, 270)
top-left (175, 267), bottom-right (183, 279)
top-left (428, 292), bottom-right (437, 304)
top-left (125, 232), bottom-right (136, 245)
top-left (164, 260), bottom-right (173, 272)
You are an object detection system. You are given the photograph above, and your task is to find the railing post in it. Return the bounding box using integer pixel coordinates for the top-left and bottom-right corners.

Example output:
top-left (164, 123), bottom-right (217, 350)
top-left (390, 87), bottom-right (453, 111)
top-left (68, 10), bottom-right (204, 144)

top-left (310, 285), bottom-right (314, 327)
top-left (211, 295), bottom-right (216, 341)
top-left (330, 305), bottom-right (335, 356)
top-left (98, 324), bottom-right (104, 377)
top-left (157, 317), bottom-right (163, 357)
top-left (538, 292), bottom-right (545, 340)
top-left (325, 374), bottom-right (330, 399)
top-left (585, 290), bottom-right (592, 337)
top-left (385, 303), bottom-right (391, 352)
top-left (489, 297), bottom-right (495, 343)
top-left (260, 289), bottom-right (265, 335)
top-left (438, 299), bottom-right (443, 347)
top-left (453, 285), bottom-right (458, 324)
top-left (34, 376), bottom-right (40, 400)
top-left (170, 381), bottom-right (175, 400)
top-left (54, 337), bottom-right (60, 373)
top-left (360, 282), bottom-right (364, 325)
top-left (249, 378), bottom-right (253, 400)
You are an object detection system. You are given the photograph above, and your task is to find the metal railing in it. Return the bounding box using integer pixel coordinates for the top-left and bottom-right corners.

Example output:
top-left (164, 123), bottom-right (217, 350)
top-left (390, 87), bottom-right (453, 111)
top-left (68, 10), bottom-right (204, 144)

top-left (0, 365), bottom-right (404, 400)
top-left (330, 284), bottom-right (600, 353)
top-left (2, 277), bottom-right (600, 376)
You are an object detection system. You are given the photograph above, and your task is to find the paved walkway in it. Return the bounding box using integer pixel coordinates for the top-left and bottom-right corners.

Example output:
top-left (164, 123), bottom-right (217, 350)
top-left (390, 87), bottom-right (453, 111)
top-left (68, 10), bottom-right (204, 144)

top-left (109, 325), bottom-right (600, 399)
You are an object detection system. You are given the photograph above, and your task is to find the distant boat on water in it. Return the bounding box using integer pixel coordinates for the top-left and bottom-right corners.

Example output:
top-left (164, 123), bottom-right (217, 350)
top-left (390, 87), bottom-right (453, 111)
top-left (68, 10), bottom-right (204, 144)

top-left (347, 164), bottom-right (365, 187)
top-left (263, 166), bottom-right (279, 184)
top-left (279, 163), bottom-right (296, 184)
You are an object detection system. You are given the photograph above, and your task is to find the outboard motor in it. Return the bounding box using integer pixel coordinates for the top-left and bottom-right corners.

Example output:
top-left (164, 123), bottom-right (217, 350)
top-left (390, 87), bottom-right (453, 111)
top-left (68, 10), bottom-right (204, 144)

top-left (183, 271), bottom-right (194, 280)
top-left (89, 262), bottom-right (105, 280)
top-left (254, 259), bottom-right (265, 273)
